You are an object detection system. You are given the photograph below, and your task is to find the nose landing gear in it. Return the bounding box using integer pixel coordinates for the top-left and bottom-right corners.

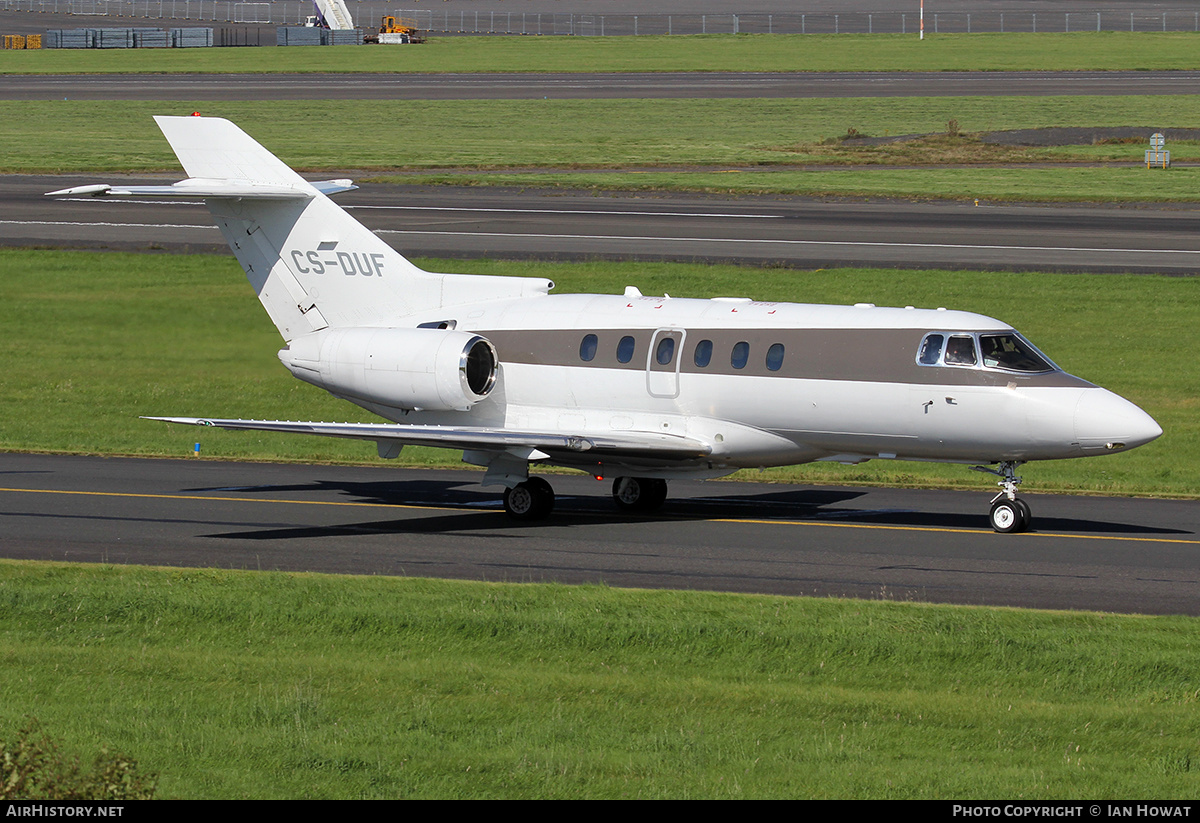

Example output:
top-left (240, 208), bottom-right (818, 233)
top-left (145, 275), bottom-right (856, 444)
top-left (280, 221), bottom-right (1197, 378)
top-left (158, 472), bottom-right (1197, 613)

top-left (989, 496), bottom-right (1031, 533)
top-left (974, 461), bottom-right (1030, 533)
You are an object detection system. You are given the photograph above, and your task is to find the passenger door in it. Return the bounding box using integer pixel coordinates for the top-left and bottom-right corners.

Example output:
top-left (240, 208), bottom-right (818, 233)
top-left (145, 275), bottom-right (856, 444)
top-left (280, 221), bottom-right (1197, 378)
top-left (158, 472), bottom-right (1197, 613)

top-left (646, 328), bottom-right (685, 398)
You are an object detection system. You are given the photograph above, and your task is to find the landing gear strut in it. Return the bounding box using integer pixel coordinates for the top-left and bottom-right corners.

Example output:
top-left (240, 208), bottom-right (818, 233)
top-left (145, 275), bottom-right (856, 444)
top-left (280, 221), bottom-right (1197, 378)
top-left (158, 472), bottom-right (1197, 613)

top-left (612, 477), bottom-right (668, 513)
top-left (973, 461), bottom-right (1030, 533)
top-left (503, 476), bottom-right (555, 520)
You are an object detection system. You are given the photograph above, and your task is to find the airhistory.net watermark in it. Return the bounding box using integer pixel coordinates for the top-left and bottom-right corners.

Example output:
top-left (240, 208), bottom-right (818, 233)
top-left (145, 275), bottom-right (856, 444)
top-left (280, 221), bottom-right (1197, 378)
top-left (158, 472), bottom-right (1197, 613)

top-left (4, 807), bottom-right (124, 817)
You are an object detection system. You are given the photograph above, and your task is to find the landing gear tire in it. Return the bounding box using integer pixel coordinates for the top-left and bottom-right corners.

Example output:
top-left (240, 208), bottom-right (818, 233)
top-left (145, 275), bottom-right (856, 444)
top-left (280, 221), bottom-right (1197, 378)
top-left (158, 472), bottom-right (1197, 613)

top-left (975, 461), bottom-right (1030, 534)
top-left (612, 477), bottom-right (668, 513)
top-left (1015, 498), bottom-right (1032, 532)
top-left (990, 499), bottom-right (1020, 533)
top-left (990, 497), bottom-right (1029, 534)
top-left (504, 477), bottom-right (555, 520)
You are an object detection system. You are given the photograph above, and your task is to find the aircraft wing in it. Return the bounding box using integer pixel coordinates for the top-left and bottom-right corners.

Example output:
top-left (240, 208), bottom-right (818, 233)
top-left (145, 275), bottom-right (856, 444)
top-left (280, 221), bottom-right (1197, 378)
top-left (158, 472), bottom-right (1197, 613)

top-left (143, 417), bottom-right (713, 461)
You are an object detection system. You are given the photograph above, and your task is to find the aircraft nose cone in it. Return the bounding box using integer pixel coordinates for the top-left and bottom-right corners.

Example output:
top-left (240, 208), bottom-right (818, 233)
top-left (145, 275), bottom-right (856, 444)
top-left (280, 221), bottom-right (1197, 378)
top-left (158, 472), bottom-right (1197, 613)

top-left (1073, 388), bottom-right (1162, 454)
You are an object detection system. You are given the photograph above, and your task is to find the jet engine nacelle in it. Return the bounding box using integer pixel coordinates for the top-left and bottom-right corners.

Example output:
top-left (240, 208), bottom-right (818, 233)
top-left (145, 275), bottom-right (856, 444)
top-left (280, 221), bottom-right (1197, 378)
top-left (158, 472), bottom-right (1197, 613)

top-left (279, 327), bottom-right (498, 412)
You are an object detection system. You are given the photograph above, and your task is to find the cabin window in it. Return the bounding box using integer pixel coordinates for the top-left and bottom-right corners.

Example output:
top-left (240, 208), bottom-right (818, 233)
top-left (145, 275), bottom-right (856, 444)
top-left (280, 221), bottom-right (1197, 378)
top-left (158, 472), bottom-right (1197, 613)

top-left (980, 333), bottom-right (1054, 373)
top-left (917, 333), bottom-right (944, 366)
top-left (655, 336), bottom-right (676, 366)
top-left (731, 341), bottom-right (750, 370)
top-left (579, 334), bottom-right (598, 362)
top-left (693, 339), bottom-right (713, 368)
top-left (616, 335), bottom-right (636, 364)
top-left (944, 335), bottom-right (978, 367)
top-left (765, 343), bottom-right (785, 372)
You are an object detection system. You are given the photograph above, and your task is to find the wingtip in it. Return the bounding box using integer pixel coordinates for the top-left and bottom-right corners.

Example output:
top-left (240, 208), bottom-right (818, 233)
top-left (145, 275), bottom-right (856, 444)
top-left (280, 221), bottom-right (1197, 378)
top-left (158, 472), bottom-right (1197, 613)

top-left (45, 184), bottom-right (112, 197)
top-left (141, 416), bottom-right (209, 426)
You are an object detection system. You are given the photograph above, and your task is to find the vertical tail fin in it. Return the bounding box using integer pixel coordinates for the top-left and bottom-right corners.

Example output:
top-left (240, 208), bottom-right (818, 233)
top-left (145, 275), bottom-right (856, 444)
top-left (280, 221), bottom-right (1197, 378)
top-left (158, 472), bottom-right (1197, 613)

top-left (155, 116), bottom-right (442, 341)
top-left (153, 115), bottom-right (311, 187)
top-left (51, 117), bottom-right (554, 341)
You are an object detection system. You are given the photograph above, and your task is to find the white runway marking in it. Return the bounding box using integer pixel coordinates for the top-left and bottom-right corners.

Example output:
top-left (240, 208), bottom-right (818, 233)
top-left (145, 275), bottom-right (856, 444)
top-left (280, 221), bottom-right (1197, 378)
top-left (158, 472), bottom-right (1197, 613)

top-left (0, 219), bottom-right (218, 230)
top-left (373, 228), bottom-right (1200, 256)
top-left (11, 219), bottom-right (1197, 257)
top-left (348, 205), bottom-right (786, 219)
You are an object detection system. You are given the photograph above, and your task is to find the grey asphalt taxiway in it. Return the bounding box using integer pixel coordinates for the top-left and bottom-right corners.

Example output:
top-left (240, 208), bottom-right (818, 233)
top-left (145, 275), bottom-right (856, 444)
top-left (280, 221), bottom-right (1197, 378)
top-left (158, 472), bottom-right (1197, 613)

top-left (7, 71), bottom-right (1200, 101)
top-left (2, 453), bottom-right (1197, 615)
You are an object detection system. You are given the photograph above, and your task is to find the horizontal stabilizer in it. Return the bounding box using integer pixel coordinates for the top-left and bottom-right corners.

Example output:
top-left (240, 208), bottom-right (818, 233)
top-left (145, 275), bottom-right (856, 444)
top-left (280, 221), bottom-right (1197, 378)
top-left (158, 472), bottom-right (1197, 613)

top-left (44, 184), bottom-right (112, 197)
top-left (143, 417), bottom-right (713, 461)
top-left (45, 178), bottom-right (356, 200)
top-left (50, 115), bottom-right (553, 341)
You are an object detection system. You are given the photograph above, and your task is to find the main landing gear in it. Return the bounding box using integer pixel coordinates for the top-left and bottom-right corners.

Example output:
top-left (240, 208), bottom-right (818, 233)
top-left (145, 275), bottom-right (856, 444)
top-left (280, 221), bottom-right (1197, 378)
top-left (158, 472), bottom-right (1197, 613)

top-left (503, 477), bottom-right (555, 520)
top-left (973, 461), bottom-right (1031, 533)
top-left (611, 477), bottom-right (668, 513)
top-left (501, 475), bottom-right (669, 520)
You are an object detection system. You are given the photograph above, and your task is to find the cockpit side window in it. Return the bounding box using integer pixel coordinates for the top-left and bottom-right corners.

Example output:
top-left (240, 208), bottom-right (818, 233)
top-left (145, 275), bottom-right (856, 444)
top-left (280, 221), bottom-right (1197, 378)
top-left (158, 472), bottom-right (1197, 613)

top-left (943, 335), bottom-right (978, 367)
top-left (917, 333), bottom-right (944, 366)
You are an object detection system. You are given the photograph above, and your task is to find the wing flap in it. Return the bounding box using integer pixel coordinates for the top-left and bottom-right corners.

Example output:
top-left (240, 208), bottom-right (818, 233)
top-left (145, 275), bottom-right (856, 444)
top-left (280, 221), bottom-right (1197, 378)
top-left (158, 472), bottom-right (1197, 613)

top-left (143, 417), bottom-right (713, 461)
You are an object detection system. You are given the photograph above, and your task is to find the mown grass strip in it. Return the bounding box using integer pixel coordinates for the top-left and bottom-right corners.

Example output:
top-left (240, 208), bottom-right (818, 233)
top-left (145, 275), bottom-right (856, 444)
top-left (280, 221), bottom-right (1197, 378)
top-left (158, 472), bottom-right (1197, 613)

top-left (6, 97), bottom-right (1200, 202)
top-left (1, 251), bottom-right (1193, 497)
top-left (394, 165), bottom-right (1200, 203)
top-left (8, 96), bottom-right (1200, 171)
top-left (1, 560), bottom-right (1198, 798)
top-left (4, 32), bottom-right (1200, 75)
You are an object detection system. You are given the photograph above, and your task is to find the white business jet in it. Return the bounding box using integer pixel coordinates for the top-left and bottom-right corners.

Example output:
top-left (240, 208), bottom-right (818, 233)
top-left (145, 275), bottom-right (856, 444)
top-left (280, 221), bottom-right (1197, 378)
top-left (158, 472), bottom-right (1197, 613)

top-left (48, 116), bottom-right (1162, 532)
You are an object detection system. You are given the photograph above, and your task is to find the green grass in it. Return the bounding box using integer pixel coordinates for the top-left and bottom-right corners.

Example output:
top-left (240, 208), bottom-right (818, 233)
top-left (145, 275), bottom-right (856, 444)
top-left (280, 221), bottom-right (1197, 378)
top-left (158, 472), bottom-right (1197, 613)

top-left (2, 560), bottom-right (1198, 798)
top-left (6, 97), bottom-right (1200, 201)
top-left (6, 32), bottom-right (1200, 74)
top-left (1, 251), bottom-right (1194, 497)
top-left (395, 165), bottom-right (1200, 203)
top-left (7, 96), bottom-right (1200, 172)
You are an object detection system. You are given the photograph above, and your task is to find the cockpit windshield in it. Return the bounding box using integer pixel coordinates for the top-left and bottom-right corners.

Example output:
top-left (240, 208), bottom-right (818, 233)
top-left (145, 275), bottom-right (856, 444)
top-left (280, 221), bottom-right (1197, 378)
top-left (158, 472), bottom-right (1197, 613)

top-left (916, 330), bottom-right (1056, 373)
top-left (978, 333), bottom-right (1055, 373)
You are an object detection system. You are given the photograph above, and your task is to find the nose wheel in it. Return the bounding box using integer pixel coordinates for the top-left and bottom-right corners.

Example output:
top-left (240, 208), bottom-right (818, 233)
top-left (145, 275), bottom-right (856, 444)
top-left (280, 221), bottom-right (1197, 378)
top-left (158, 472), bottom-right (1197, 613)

top-left (974, 461), bottom-right (1031, 533)
top-left (503, 476), bottom-right (555, 520)
top-left (989, 496), bottom-right (1031, 533)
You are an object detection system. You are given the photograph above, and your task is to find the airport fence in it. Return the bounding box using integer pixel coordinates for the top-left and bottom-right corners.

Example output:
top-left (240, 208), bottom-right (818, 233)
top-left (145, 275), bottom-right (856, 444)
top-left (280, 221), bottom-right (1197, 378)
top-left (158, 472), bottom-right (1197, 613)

top-left (4, 1), bottom-right (1200, 35)
top-left (389, 9), bottom-right (1200, 36)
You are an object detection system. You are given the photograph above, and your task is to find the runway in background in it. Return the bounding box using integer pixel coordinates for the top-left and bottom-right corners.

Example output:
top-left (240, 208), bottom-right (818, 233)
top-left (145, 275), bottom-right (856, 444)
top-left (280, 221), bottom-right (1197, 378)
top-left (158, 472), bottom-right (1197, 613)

top-left (11, 176), bottom-right (1200, 273)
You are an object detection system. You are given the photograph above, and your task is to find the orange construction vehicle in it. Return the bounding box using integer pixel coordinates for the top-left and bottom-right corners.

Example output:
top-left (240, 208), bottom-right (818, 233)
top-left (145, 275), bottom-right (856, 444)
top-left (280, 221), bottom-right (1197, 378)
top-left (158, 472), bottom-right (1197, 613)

top-left (374, 15), bottom-right (425, 43)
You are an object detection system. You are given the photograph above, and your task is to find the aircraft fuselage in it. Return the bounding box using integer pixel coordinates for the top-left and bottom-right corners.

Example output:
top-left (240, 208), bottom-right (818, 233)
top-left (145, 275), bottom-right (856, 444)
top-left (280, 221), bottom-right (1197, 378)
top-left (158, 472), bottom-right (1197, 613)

top-left (281, 291), bottom-right (1160, 480)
